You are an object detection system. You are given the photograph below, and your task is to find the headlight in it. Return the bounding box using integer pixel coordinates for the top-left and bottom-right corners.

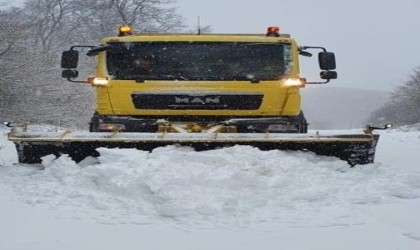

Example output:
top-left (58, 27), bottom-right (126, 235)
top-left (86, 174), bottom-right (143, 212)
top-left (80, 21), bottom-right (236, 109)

top-left (87, 77), bottom-right (109, 86)
top-left (284, 78), bottom-right (305, 87)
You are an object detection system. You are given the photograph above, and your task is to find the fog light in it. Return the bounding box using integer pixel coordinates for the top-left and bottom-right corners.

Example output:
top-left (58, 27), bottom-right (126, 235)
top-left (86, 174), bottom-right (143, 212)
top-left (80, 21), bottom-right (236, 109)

top-left (267, 124), bottom-right (297, 132)
top-left (98, 124), bottom-right (126, 131)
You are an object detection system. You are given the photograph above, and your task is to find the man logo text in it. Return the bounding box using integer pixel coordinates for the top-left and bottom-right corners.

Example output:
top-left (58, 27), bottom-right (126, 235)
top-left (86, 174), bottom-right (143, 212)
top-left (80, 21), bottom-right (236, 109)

top-left (174, 96), bottom-right (220, 104)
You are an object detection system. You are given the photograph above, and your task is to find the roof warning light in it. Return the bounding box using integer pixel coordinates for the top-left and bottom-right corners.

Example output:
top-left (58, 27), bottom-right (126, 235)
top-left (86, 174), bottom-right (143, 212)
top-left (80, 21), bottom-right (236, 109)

top-left (118, 25), bottom-right (133, 36)
top-left (266, 26), bottom-right (280, 37)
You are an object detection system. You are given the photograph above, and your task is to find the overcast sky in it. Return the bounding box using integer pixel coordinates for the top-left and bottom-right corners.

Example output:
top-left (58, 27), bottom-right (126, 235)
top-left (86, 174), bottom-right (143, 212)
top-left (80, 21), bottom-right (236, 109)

top-left (177, 0), bottom-right (420, 91)
top-left (10, 0), bottom-right (420, 91)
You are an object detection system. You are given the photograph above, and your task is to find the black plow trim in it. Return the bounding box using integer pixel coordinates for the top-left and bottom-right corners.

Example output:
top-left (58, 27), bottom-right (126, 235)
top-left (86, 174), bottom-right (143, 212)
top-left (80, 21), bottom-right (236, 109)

top-left (15, 135), bottom-right (379, 166)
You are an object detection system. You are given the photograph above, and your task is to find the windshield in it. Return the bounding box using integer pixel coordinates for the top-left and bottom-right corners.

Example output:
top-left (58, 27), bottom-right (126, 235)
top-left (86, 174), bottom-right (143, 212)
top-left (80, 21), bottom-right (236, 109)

top-left (106, 42), bottom-right (291, 81)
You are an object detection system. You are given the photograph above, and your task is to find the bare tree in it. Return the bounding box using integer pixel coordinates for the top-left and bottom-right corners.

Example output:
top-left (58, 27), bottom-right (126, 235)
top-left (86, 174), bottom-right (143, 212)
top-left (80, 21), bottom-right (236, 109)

top-left (108, 0), bottom-right (184, 32)
top-left (0, 8), bottom-right (32, 120)
top-left (394, 67), bottom-right (420, 110)
top-left (0, 8), bottom-right (28, 74)
top-left (369, 67), bottom-right (420, 126)
top-left (22, 0), bottom-right (185, 52)
top-left (69, 0), bottom-right (184, 41)
top-left (1, 0), bottom-right (186, 128)
top-left (23, 0), bottom-right (75, 52)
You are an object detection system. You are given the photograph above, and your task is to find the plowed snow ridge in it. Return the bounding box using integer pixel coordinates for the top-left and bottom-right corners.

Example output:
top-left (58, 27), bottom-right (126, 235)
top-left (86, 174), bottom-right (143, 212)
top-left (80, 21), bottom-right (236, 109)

top-left (1, 130), bottom-right (420, 228)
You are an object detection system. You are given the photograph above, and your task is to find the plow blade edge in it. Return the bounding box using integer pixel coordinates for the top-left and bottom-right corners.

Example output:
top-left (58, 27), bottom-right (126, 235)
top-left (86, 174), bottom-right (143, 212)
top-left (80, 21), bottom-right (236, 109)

top-left (8, 132), bottom-right (380, 166)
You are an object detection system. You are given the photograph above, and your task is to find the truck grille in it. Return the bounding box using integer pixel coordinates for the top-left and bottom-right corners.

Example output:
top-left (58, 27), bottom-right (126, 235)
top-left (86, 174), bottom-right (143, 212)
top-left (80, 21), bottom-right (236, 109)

top-left (131, 93), bottom-right (263, 110)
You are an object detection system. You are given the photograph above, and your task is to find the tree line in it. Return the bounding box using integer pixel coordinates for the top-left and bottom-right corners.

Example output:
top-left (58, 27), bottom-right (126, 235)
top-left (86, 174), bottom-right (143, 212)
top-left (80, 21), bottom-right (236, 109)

top-left (0, 0), bottom-right (185, 128)
top-left (2, 1), bottom-right (417, 129)
top-left (368, 67), bottom-right (420, 127)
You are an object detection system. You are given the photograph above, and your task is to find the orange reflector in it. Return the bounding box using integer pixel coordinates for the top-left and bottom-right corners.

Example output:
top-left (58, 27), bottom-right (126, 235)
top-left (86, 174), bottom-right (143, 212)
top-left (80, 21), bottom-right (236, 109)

top-left (86, 76), bottom-right (95, 84)
top-left (118, 25), bottom-right (133, 36)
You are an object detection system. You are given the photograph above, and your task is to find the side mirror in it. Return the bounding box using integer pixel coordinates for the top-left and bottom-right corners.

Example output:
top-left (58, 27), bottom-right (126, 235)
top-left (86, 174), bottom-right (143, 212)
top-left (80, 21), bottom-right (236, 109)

top-left (320, 70), bottom-right (337, 80)
top-left (61, 50), bottom-right (79, 69)
top-left (318, 52), bottom-right (336, 70)
top-left (62, 69), bottom-right (79, 79)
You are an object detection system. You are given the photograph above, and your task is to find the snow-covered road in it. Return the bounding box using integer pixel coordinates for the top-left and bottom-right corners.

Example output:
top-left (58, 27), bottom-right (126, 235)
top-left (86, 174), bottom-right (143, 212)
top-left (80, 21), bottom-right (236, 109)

top-left (0, 127), bottom-right (419, 250)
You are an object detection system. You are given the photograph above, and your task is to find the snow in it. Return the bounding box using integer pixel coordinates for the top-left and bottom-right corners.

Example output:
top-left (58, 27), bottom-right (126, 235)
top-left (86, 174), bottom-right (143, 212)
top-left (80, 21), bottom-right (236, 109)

top-left (1, 125), bottom-right (420, 250)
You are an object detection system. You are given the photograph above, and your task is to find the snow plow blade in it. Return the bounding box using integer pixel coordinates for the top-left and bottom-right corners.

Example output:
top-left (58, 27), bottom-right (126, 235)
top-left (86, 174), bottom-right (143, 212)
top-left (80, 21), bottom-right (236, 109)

top-left (8, 131), bottom-right (380, 166)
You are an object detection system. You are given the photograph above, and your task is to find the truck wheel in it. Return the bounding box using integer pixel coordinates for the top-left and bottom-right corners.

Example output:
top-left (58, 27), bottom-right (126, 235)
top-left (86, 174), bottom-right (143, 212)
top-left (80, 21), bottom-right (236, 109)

top-left (89, 114), bottom-right (100, 132)
top-left (298, 111), bottom-right (308, 133)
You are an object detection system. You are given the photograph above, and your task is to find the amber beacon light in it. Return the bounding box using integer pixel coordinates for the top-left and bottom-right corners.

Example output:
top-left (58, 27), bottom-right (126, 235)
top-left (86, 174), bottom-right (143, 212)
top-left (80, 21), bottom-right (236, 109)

top-left (118, 25), bottom-right (133, 36)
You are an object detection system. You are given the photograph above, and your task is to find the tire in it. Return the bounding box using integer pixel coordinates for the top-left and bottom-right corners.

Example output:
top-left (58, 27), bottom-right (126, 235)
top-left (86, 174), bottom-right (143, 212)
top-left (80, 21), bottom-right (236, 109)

top-left (89, 113), bottom-right (100, 132)
top-left (298, 111), bottom-right (308, 133)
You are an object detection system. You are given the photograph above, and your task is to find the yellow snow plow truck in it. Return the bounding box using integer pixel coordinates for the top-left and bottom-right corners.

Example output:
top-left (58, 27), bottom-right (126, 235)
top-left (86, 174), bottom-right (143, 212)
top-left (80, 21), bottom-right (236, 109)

top-left (8, 26), bottom-right (389, 165)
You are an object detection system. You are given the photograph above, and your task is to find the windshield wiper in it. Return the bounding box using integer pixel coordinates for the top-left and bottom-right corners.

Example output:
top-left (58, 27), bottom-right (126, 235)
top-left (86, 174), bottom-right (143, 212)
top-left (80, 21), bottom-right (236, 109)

top-left (126, 74), bottom-right (189, 82)
top-left (161, 74), bottom-right (189, 80)
top-left (119, 74), bottom-right (274, 83)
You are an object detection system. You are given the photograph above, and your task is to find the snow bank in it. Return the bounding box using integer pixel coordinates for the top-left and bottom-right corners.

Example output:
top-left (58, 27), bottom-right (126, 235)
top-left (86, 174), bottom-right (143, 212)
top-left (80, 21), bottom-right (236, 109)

top-left (1, 142), bottom-right (420, 228)
top-left (1, 127), bottom-right (420, 249)
top-left (398, 123), bottom-right (420, 132)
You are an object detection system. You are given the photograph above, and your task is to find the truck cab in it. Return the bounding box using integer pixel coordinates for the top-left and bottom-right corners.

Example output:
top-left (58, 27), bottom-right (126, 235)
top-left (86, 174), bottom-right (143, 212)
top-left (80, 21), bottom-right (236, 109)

top-left (61, 26), bottom-right (337, 133)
